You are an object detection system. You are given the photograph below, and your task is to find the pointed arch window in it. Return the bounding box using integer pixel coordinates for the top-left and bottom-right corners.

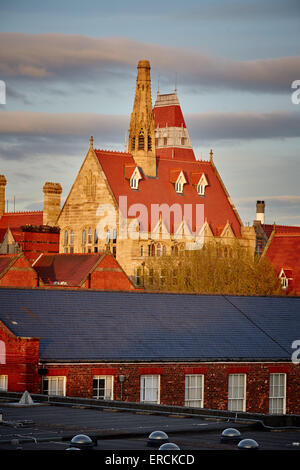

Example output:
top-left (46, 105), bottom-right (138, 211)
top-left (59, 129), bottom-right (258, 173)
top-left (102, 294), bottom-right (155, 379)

top-left (64, 230), bottom-right (68, 246)
top-left (175, 171), bottom-right (187, 194)
top-left (88, 227), bottom-right (93, 244)
top-left (138, 130), bottom-right (145, 150)
top-left (130, 167), bottom-right (142, 190)
top-left (148, 135), bottom-right (152, 151)
top-left (196, 173), bottom-right (208, 196)
top-left (131, 136), bottom-right (136, 151)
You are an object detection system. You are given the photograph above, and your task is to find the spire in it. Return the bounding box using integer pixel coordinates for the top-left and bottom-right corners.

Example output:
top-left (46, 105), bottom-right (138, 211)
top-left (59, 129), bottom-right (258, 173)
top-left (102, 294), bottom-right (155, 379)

top-left (90, 136), bottom-right (94, 149)
top-left (210, 148), bottom-right (214, 162)
top-left (128, 60), bottom-right (156, 177)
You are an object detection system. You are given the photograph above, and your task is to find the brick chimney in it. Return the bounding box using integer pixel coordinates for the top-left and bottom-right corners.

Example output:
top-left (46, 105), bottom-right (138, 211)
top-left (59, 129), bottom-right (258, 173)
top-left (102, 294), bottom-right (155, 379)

top-left (256, 200), bottom-right (265, 224)
top-left (43, 182), bottom-right (62, 226)
top-left (0, 175), bottom-right (7, 217)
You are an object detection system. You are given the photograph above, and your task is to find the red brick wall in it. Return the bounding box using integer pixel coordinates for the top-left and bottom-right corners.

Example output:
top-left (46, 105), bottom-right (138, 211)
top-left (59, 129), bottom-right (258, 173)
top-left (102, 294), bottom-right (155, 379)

top-left (0, 255), bottom-right (38, 287)
top-left (20, 232), bottom-right (59, 264)
top-left (0, 322), bottom-right (40, 393)
top-left (37, 361), bottom-right (300, 415)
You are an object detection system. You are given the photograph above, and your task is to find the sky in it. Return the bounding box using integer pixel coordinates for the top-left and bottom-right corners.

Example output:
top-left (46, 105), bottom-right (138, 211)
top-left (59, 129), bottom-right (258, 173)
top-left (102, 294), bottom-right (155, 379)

top-left (0, 0), bottom-right (299, 226)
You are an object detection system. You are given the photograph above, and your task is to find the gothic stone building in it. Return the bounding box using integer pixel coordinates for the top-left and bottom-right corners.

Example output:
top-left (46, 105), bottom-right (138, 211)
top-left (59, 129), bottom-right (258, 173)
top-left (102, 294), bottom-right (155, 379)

top-left (55, 60), bottom-right (255, 283)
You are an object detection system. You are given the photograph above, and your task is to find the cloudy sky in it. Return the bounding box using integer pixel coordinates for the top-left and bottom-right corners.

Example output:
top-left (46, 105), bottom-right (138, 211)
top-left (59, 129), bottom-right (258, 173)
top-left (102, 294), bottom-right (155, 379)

top-left (0, 0), bottom-right (299, 226)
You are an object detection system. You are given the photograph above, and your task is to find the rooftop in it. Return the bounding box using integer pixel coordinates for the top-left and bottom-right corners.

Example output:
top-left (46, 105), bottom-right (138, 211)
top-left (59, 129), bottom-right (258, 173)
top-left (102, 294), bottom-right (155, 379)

top-left (0, 392), bottom-right (299, 455)
top-left (0, 288), bottom-right (299, 362)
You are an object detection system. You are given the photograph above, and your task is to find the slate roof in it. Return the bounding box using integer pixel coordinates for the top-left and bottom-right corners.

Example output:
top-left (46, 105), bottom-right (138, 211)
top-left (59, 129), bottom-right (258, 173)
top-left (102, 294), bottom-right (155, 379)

top-left (0, 288), bottom-right (298, 363)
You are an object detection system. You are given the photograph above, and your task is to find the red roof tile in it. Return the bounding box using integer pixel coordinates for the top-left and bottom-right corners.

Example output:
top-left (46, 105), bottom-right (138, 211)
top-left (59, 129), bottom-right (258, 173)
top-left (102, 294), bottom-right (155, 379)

top-left (95, 150), bottom-right (242, 237)
top-left (33, 253), bottom-right (104, 286)
top-left (265, 233), bottom-right (300, 294)
top-left (262, 224), bottom-right (300, 239)
top-left (154, 104), bottom-right (187, 129)
top-left (0, 211), bottom-right (43, 242)
top-left (0, 254), bottom-right (17, 276)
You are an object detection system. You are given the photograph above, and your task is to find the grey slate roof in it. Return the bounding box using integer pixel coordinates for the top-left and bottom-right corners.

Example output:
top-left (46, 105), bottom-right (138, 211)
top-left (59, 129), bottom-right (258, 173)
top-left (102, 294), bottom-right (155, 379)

top-left (0, 288), bottom-right (299, 362)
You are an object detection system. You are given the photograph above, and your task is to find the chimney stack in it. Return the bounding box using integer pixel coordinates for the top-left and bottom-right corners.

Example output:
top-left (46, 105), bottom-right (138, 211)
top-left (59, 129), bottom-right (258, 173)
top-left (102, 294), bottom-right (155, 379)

top-left (256, 200), bottom-right (265, 224)
top-left (43, 182), bottom-right (62, 226)
top-left (0, 175), bottom-right (7, 217)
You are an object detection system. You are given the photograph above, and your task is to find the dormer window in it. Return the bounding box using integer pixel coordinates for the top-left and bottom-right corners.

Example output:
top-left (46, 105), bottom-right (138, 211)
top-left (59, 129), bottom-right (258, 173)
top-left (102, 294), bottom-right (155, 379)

top-left (175, 171), bottom-right (187, 194)
top-left (196, 173), bottom-right (208, 196)
top-left (130, 167), bottom-right (142, 190)
top-left (279, 268), bottom-right (293, 290)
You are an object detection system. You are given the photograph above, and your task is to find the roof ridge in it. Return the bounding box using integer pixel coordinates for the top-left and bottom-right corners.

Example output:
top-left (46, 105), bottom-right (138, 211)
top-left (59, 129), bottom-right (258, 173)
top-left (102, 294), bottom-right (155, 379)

top-left (95, 149), bottom-right (132, 156)
top-left (3, 210), bottom-right (43, 215)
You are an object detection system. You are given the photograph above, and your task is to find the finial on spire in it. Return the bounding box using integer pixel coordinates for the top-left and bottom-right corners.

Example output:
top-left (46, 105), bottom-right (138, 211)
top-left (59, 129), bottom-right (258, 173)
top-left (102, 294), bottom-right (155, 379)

top-left (90, 136), bottom-right (94, 149)
top-left (210, 148), bottom-right (213, 162)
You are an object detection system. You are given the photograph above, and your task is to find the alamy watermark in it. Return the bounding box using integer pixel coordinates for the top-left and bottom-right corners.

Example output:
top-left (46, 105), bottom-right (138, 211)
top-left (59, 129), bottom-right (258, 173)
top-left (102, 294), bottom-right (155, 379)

top-left (291, 340), bottom-right (300, 364)
top-left (95, 196), bottom-right (205, 247)
top-left (0, 80), bottom-right (6, 104)
top-left (291, 80), bottom-right (300, 104)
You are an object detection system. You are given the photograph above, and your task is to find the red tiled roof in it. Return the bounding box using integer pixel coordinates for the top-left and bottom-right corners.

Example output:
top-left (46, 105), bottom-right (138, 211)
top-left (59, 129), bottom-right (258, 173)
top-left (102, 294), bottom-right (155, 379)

top-left (95, 150), bottom-right (242, 237)
top-left (262, 224), bottom-right (300, 239)
top-left (0, 254), bottom-right (17, 276)
top-left (265, 233), bottom-right (300, 294)
top-left (154, 104), bottom-right (187, 129)
top-left (155, 147), bottom-right (196, 162)
top-left (33, 253), bottom-right (104, 286)
top-left (0, 211), bottom-right (43, 242)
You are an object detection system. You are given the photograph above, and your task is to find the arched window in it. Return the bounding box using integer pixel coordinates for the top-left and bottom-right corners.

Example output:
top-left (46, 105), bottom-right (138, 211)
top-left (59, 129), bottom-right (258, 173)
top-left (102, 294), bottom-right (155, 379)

top-left (162, 245), bottom-right (167, 256)
top-left (94, 228), bottom-right (98, 244)
top-left (138, 130), bottom-right (145, 150)
top-left (131, 136), bottom-right (136, 151)
top-left (70, 230), bottom-right (74, 246)
top-left (82, 229), bottom-right (86, 245)
top-left (148, 135), bottom-right (152, 151)
top-left (64, 230), bottom-right (68, 246)
top-left (88, 227), bottom-right (92, 244)
top-left (106, 229), bottom-right (110, 244)
top-left (157, 243), bottom-right (161, 257)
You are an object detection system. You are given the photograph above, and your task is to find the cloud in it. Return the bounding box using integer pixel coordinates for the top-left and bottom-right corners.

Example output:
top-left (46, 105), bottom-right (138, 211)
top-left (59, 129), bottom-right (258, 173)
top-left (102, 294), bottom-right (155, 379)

top-left (0, 110), bottom-right (299, 146)
top-left (186, 110), bottom-right (300, 142)
top-left (1, 33), bottom-right (299, 94)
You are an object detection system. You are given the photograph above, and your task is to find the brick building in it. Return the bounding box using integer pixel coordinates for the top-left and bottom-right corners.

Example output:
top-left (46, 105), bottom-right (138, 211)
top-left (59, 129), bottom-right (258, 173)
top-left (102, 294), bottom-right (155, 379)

top-left (253, 201), bottom-right (300, 295)
top-left (0, 288), bottom-right (299, 415)
top-left (0, 252), bottom-right (138, 290)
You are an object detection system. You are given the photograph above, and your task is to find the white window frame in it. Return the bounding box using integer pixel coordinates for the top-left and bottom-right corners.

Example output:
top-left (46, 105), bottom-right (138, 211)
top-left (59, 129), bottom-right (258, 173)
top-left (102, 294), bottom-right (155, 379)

top-left (43, 376), bottom-right (66, 396)
top-left (93, 375), bottom-right (114, 400)
top-left (228, 374), bottom-right (246, 412)
top-left (130, 167), bottom-right (142, 190)
top-left (269, 373), bottom-right (286, 415)
top-left (0, 375), bottom-right (8, 391)
top-left (140, 375), bottom-right (160, 404)
top-left (185, 374), bottom-right (204, 408)
top-left (197, 183), bottom-right (205, 196)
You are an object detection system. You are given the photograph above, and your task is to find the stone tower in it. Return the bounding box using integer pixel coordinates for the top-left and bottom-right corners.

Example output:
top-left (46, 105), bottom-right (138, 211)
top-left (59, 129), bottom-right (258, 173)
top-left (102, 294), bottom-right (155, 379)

top-left (0, 175), bottom-right (6, 217)
top-left (128, 60), bottom-right (156, 177)
top-left (43, 182), bottom-right (62, 226)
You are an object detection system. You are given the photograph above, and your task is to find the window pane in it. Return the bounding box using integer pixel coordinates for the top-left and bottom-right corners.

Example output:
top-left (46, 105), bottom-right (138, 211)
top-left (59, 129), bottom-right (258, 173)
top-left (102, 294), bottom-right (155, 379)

top-left (185, 375), bottom-right (203, 408)
top-left (228, 374), bottom-right (245, 411)
top-left (140, 375), bottom-right (159, 403)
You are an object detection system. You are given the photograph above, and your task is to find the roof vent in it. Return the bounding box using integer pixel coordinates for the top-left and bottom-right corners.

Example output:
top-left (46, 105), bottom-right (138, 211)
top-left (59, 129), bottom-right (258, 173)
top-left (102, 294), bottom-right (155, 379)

top-left (159, 442), bottom-right (180, 450)
top-left (220, 427), bottom-right (242, 444)
top-left (70, 434), bottom-right (95, 450)
top-left (237, 438), bottom-right (259, 450)
top-left (147, 430), bottom-right (169, 447)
